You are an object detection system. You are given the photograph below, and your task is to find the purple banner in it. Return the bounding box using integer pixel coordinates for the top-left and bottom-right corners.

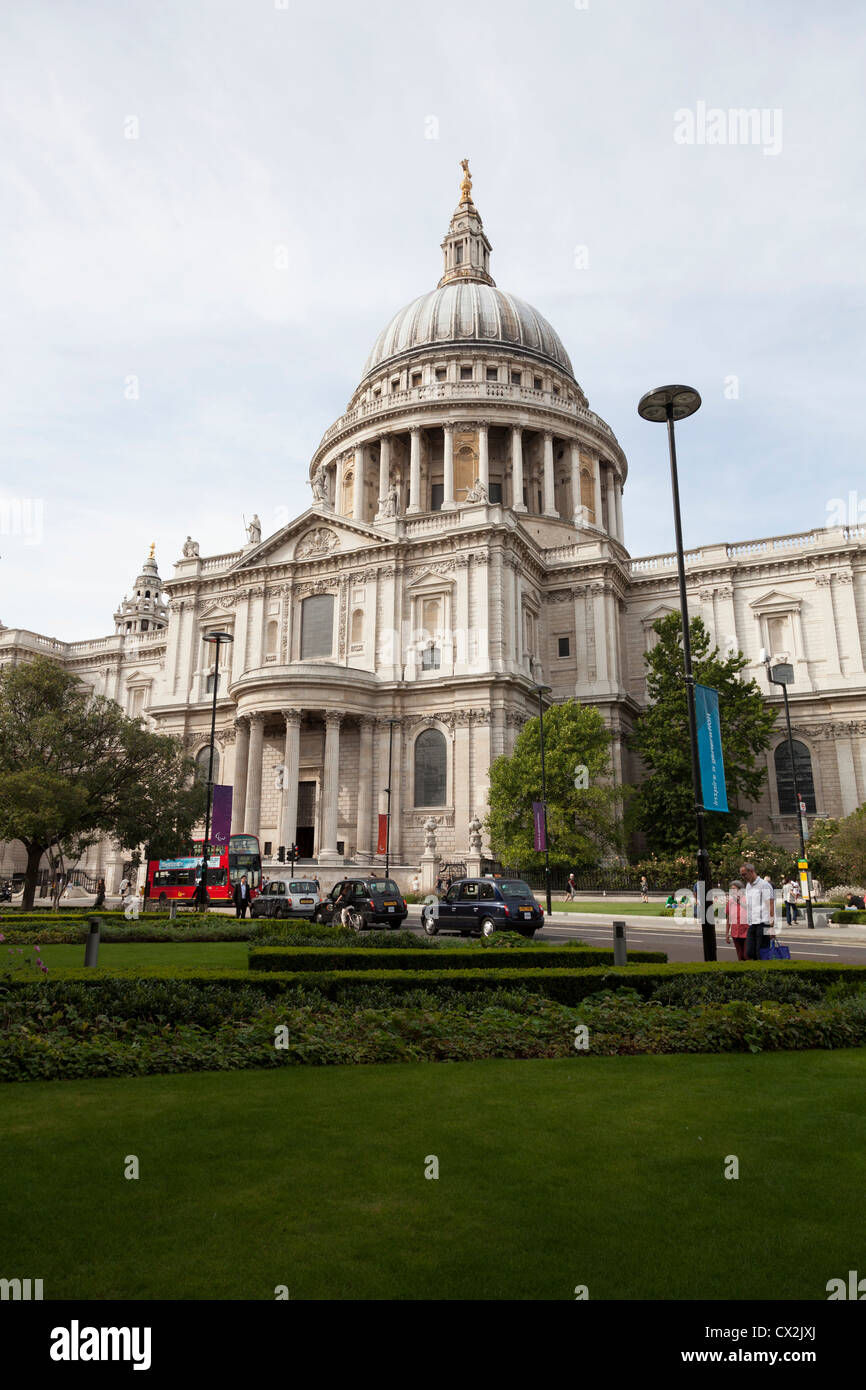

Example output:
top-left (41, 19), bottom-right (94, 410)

top-left (532, 801), bottom-right (546, 852)
top-left (211, 784), bottom-right (233, 848)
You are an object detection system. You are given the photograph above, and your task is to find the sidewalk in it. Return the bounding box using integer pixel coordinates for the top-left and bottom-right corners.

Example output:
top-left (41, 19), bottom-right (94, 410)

top-left (541, 908), bottom-right (866, 942)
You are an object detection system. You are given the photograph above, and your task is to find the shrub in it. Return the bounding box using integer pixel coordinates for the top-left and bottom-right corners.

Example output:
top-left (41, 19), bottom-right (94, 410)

top-left (247, 946), bottom-right (668, 973)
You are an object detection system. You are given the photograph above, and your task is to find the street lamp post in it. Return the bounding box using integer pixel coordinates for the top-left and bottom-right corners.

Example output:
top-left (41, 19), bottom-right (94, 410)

top-left (761, 654), bottom-right (815, 930)
top-left (384, 718), bottom-right (400, 877)
top-left (533, 683), bottom-right (553, 916)
top-left (199, 631), bottom-right (234, 912)
top-left (638, 385), bottom-right (716, 962)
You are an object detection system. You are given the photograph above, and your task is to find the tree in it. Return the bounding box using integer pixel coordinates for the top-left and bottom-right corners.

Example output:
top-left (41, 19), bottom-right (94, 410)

top-left (806, 808), bottom-right (866, 888)
top-left (0, 657), bottom-right (206, 909)
top-left (629, 613), bottom-right (776, 856)
top-left (486, 699), bottom-right (623, 871)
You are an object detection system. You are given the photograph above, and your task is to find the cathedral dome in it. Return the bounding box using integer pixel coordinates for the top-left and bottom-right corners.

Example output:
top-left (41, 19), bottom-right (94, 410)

top-left (361, 282), bottom-right (574, 381)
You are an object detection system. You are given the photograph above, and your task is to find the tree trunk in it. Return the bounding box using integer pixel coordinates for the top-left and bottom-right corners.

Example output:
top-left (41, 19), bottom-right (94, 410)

top-left (21, 842), bottom-right (45, 911)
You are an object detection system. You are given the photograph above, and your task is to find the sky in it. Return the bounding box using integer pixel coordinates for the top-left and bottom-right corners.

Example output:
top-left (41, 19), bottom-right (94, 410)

top-left (2, 0), bottom-right (864, 639)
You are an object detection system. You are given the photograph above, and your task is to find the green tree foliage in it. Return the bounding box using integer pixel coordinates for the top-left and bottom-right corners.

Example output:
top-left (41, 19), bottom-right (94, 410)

top-left (805, 808), bottom-right (866, 886)
top-left (0, 657), bottom-right (206, 908)
top-left (486, 699), bottom-right (622, 871)
top-left (629, 613), bottom-right (776, 855)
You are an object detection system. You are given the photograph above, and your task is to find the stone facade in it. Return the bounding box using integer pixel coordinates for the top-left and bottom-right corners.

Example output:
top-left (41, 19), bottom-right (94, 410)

top-left (1, 171), bottom-right (865, 887)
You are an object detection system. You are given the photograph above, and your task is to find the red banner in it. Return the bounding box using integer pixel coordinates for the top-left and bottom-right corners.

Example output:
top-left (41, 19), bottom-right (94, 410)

top-left (376, 814), bottom-right (389, 855)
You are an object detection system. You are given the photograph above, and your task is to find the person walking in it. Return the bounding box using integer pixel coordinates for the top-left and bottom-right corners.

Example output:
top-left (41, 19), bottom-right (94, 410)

top-left (640, 875), bottom-right (649, 903)
top-left (93, 877), bottom-right (106, 910)
top-left (740, 862), bottom-right (775, 960)
top-left (233, 874), bottom-right (252, 919)
top-left (565, 872), bottom-right (577, 902)
top-left (119, 875), bottom-right (130, 904)
top-left (724, 879), bottom-right (748, 960)
top-left (782, 874), bottom-right (801, 925)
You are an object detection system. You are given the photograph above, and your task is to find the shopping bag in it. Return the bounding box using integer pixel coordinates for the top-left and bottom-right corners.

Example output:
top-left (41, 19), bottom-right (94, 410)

top-left (760, 940), bottom-right (791, 961)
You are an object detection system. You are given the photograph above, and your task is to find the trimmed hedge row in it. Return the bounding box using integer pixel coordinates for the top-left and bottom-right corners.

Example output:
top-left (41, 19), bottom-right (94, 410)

top-left (14, 960), bottom-right (866, 1005)
top-left (830, 910), bottom-right (866, 924)
top-left (0, 922), bottom-right (260, 945)
top-left (247, 945), bottom-right (668, 972)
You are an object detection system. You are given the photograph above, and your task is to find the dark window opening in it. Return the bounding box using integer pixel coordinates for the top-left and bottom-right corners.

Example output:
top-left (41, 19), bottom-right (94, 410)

top-left (558, 637), bottom-right (570, 657)
top-left (774, 740), bottom-right (817, 814)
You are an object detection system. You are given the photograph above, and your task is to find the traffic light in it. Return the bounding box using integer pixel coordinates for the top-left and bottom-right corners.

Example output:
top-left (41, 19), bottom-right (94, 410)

top-left (290, 843), bottom-right (298, 870)
top-left (277, 846), bottom-right (285, 863)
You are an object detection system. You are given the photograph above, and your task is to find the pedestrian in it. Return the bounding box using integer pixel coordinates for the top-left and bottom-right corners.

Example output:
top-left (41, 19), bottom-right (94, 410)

top-left (435, 873), bottom-right (443, 894)
top-left (411, 873), bottom-right (421, 894)
top-left (94, 877), bottom-right (106, 910)
top-left (740, 862), bottom-right (775, 959)
top-left (119, 875), bottom-right (130, 904)
top-left (233, 873), bottom-right (252, 919)
top-left (565, 872), bottom-right (577, 902)
top-left (845, 891), bottom-right (866, 911)
top-left (782, 874), bottom-right (801, 925)
top-left (640, 875), bottom-right (649, 903)
top-left (724, 879), bottom-right (748, 960)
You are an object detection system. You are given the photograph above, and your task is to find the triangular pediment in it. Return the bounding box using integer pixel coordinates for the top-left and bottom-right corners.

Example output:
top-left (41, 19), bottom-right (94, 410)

top-left (749, 589), bottom-right (801, 612)
top-left (229, 508), bottom-right (388, 570)
top-left (406, 565), bottom-right (457, 590)
top-left (639, 602), bottom-right (677, 626)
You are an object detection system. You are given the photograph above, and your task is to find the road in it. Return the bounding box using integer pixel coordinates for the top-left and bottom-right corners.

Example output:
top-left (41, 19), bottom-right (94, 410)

top-left (402, 905), bottom-right (866, 964)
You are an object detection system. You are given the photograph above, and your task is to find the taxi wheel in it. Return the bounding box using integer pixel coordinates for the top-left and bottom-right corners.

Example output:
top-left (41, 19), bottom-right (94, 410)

top-left (423, 913), bottom-right (439, 936)
top-left (480, 918), bottom-right (497, 938)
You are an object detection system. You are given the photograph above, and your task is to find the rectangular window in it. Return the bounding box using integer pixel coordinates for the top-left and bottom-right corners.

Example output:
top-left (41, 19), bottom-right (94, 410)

top-left (421, 647), bottom-right (441, 670)
top-left (486, 367), bottom-right (498, 382)
top-left (435, 367), bottom-right (446, 382)
top-left (511, 370), bottom-right (522, 385)
top-left (300, 593), bottom-right (335, 659)
top-left (533, 376), bottom-right (543, 390)
top-left (411, 371), bottom-right (422, 387)
top-left (459, 366), bottom-right (472, 381)
top-left (558, 637), bottom-right (570, 658)
top-left (489, 481), bottom-right (503, 504)
top-left (455, 244), bottom-right (463, 263)
top-left (264, 841), bottom-right (272, 857)
top-left (431, 482), bottom-right (444, 511)
top-left (391, 378), bottom-right (400, 392)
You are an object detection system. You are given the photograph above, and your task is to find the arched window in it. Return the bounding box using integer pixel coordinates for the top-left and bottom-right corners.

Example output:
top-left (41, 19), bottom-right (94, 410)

top-left (195, 744), bottom-right (220, 784)
top-left (414, 728), bottom-right (447, 807)
top-left (580, 468), bottom-right (595, 521)
top-left (300, 594), bottom-right (335, 659)
top-left (350, 608), bottom-right (364, 644)
top-left (206, 672), bottom-right (221, 694)
top-left (774, 740), bottom-right (816, 814)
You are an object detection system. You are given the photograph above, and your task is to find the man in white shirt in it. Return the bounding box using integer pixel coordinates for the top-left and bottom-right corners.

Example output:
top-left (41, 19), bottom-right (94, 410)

top-left (740, 862), bottom-right (775, 960)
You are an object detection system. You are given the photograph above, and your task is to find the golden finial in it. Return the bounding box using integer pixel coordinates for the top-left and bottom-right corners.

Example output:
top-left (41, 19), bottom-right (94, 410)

top-left (148, 541), bottom-right (155, 560)
top-left (459, 158), bottom-right (472, 203)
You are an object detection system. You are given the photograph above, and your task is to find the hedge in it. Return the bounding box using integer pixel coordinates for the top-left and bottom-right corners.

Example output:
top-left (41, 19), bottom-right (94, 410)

top-left (830, 910), bottom-right (866, 925)
top-left (247, 945), bottom-right (668, 972)
top-left (11, 960), bottom-right (866, 1006)
top-left (0, 922), bottom-right (262, 945)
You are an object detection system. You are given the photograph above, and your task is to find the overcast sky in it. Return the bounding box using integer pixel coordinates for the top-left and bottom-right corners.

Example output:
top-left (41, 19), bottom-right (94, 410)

top-left (2, 0), bottom-right (864, 639)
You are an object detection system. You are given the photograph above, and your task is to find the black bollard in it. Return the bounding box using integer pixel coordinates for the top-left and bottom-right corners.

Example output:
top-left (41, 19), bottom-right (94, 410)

top-left (84, 915), bottom-right (100, 968)
top-left (613, 919), bottom-right (627, 967)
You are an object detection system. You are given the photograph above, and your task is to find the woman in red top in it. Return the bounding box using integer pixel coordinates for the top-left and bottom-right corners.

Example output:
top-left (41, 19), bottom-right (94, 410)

top-left (725, 879), bottom-right (748, 960)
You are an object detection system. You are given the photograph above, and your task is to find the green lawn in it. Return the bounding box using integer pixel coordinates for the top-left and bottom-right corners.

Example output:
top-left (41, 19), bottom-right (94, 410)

top-left (2, 1051), bottom-right (864, 1300)
top-left (34, 941), bottom-right (250, 971)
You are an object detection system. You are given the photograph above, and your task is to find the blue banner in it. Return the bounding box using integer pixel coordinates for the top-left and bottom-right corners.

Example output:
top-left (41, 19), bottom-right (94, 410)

top-left (695, 683), bottom-right (729, 812)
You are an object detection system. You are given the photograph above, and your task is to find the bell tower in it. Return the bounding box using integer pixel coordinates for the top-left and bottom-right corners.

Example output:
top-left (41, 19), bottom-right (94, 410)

top-left (114, 543), bottom-right (168, 635)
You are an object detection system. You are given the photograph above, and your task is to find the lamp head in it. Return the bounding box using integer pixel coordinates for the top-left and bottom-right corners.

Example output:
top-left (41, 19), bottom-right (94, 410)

top-left (638, 385), bottom-right (702, 423)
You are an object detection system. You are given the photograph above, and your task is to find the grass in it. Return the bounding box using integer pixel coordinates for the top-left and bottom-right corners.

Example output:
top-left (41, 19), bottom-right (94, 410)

top-left (32, 942), bottom-right (250, 971)
top-left (2, 1050), bottom-right (865, 1300)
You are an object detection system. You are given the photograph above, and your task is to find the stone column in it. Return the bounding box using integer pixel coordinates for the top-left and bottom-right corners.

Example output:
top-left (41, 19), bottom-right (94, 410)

top-left (353, 445), bottom-right (366, 522)
top-left (376, 435), bottom-right (391, 517)
top-left (387, 719), bottom-right (402, 863)
top-left (614, 475), bottom-right (625, 542)
top-left (478, 423), bottom-right (489, 492)
top-left (454, 717), bottom-right (471, 852)
top-left (835, 735), bottom-right (860, 815)
top-left (407, 428), bottom-right (422, 514)
top-left (318, 710), bottom-right (343, 862)
top-left (542, 431), bottom-right (557, 516)
top-left (231, 717), bottom-right (250, 833)
top-left (570, 442), bottom-right (582, 524)
top-left (334, 455), bottom-right (344, 517)
top-left (355, 716), bottom-right (374, 855)
top-left (278, 708), bottom-right (302, 852)
top-left (442, 424), bottom-right (456, 509)
top-left (243, 713), bottom-right (264, 836)
top-left (593, 457), bottom-right (604, 530)
top-left (592, 586), bottom-right (609, 683)
top-left (511, 427), bottom-right (526, 511)
top-left (816, 576), bottom-right (841, 675)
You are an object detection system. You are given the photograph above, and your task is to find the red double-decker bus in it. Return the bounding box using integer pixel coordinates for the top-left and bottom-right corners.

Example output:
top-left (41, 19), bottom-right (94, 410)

top-left (145, 834), bottom-right (262, 905)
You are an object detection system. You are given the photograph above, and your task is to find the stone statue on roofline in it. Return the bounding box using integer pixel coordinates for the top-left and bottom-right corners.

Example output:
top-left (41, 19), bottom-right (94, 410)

top-left (246, 514), bottom-right (261, 546)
